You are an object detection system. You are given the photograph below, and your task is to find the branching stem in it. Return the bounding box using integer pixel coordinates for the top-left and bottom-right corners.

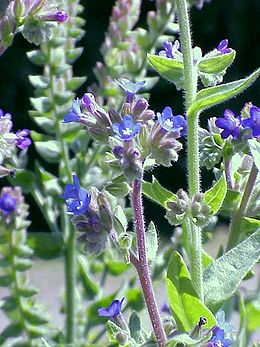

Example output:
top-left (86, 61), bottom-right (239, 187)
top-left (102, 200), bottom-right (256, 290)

top-left (130, 176), bottom-right (167, 347)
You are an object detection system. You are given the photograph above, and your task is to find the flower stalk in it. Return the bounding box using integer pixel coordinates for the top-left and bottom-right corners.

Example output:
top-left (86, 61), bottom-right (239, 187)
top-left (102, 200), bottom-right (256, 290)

top-left (176, 0), bottom-right (203, 300)
top-left (130, 175), bottom-right (167, 347)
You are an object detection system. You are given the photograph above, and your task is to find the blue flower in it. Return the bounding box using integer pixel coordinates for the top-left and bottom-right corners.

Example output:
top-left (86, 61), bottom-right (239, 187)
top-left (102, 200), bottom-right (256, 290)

top-left (98, 298), bottom-right (124, 318)
top-left (215, 109), bottom-right (241, 139)
top-left (15, 129), bottom-right (32, 150)
top-left (159, 40), bottom-right (181, 59)
top-left (157, 107), bottom-right (187, 136)
top-left (207, 327), bottom-right (232, 347)
top-left (112, 115), bottom-right (141, 141)
top-left (0, 192), bottom-right (17, 214)
top-left (242, 105), bottom-right (260, 138)
top-left (63, 98), bottom-right (82, 123)
top-left (61, 175), bottom-right (91, 216)
top-left (217, 39), bottom-right (232, 55)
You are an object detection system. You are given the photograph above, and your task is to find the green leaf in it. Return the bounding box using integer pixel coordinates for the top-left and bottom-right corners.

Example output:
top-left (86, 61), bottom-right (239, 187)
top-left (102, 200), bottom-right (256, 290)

top-left (129, 311), bottom-right (144, 344)
top-left (0, 274), bottom-right (12, 286)
top-left (203, 175), bottom-right (227, 214)
top-left (106, 261), bottom-right (131, 275)
top-left (202, 250), bottom-right (213, 269)
top-left (198, 51), bottom-right (236, 74)
top-left (240, 217), bottom-right (260, 235)
top-left (29, 75), bottom-right (49, 89)
top-left (34, 140), bottom-right (61, 163)
top-left (203, 229), bottom-right (260, 309)
top-left (220, 189), bottom-right (241, 218)
top-left (143, 176), bottom-right (176, 209)
top-left (24, 309), bottom-right (49, 325)
top-left (246, 301), bottom-right (260, 332)
top-left (66, 76), bottom-right (87, 91)
top-left (78, 255), bottom-right (99, 299)
top-left (146, 222), bottom-right (158, 262)
top-left (147, 54), bottom-right (184, 89)
top-left (1, 296), bottom-right (17, 312)
top-left (248, 139), bottom-right (260, 171)
top-left (14, 259), bottom-right (32, 271)
top-left (27, 232), bottom-right (63, 259)
top-left (66, 47), bottom-right (84, 63)
top-left (166, 332), bottom-right (211, 346)
top-left (125, 288), bottom-right (144, 311)
top-left (0, 322), bottom-right (23, 339)
top-left (27, 50), bottom-right (46, 66)
top-left (18, 286), bottom-right (38, 297)
top-left (166, 251), bottom-right (216, 331)
top-left (30, 97), bottom-right (53, 113)
top-left (188, 68), bottom-right (260, 116)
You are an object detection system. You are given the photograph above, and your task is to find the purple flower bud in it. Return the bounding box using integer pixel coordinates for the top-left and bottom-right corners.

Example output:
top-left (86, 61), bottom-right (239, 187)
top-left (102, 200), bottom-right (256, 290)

top-left (61, 175), bottom-right (91, 216)
top-left (64, 98), bottom-right (82, 123)
top-left (242, 105), bottom-right (260, 138)
top-left (98, 298), bottom-right (124, 318)
top-left (206, 326), bottom-right (232, 347)
top-left (0, 192), bottom-right (17, 214)
top-left (113, 145), bottom-right (125, 158)
top-left (215, 109), bottom-right (241, 139)
top-left (217, 39), bottom-right (232, 55)
top-left (112, 115), bottom-right (141, 141)
top-left (15, 129), bottom-right (31, 150)
top-left (157, 107), bottom-right (187, 137)
top-left (39, 10), bottom-right (68, 23)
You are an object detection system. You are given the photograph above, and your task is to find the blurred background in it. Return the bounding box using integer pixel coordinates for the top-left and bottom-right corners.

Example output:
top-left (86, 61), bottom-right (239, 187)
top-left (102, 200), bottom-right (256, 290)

top-left (0, 0), bottom-right (259, 234)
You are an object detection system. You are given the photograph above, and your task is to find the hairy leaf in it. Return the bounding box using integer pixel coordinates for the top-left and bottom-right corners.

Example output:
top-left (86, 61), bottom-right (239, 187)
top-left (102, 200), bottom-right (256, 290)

top-left (167, 251), bottom-right (216, 331)
top-left (143, 176), bottom-right (176, 208)
top-left (203, 175), bottom-right (227, 214)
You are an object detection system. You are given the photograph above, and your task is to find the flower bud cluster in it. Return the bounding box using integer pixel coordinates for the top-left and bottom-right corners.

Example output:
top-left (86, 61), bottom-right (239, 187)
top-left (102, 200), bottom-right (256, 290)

top-left (62, 176), bottom-right (117, 255)
top-left (64, 80), bottom-right (186, 181)
top-left (0, 109), bottom-right (31, 176)
top-left (0, 0), bottom-right (68, 53)
top-left (166, 190), bottom-right (211, 227)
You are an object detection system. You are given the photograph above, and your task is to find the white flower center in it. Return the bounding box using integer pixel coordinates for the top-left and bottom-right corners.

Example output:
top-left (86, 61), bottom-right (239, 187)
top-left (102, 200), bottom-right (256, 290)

top-left (216, 340), bottom-right (223, 347)
top-left (122, 128), bottom-right (132, 136)
top-left (164, 119), bottom-right (173, 128)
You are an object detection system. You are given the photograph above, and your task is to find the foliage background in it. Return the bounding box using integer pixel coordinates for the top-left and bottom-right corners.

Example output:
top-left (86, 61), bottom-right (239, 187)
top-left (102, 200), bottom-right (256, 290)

top-left (0, 0), bottom-right (259, 233)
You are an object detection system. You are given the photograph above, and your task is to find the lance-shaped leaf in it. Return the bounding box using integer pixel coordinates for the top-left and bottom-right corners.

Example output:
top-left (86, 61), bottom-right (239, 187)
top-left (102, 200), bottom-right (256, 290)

top-left (240, 217), bottom-right (260, 235)
top-left (203, 229), bottom-right (260, 310)
top-left (203, 175), bottom-right (227, 214)
top-left (146, 222), bottom-right (158, 262)
top-left (166, 331), bottom-right (212, 346)
top-left (143, 176), bottom-right (176, 208)
top-left (188, 68), bottom-right (260, 116)
top-left (167, 251), bottom-right (216, 331)
top-left (248, 139), bottom-right (260, 171)
top-left (147, 54), bottom-right (184, 89)
top-left (198, 51), bottom-right (236, 74)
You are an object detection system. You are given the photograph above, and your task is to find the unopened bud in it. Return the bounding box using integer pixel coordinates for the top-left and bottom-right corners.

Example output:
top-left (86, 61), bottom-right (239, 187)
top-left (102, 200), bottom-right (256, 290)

top-left (115, 331), bottom-right (128, 345)
top-left (118, 233), bottom-right (132, 250)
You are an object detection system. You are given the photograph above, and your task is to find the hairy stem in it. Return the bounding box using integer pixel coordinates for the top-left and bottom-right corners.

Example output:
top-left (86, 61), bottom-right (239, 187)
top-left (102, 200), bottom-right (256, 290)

top-left (176, 0), bottom-right (203, 300)
top-left (227, 162), bottom-right (258, 251)
top-left (131, 177), bottom-right (167, 347)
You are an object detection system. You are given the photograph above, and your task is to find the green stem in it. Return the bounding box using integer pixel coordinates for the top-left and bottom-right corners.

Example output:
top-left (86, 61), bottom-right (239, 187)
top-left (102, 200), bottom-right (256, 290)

top-left (64, 225), bottom-right (76, 344)
top-left (176, 0), bottom-right (203, 300)
top-left (44, 42), bottom-right (76, 343)
top-left (227, 162), bottom-right (258, 251)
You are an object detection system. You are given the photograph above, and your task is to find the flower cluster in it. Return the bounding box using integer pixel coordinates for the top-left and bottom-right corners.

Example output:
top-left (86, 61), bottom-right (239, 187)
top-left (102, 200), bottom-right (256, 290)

top-left (0, 186), bottom-right (29, 225)
top-left (0, 0), bottom-right (68, 53)
top-left (62, 175), bottom-right (116, 254)
top-left (64, 79), bottom-right (186, 178)
top-left (215, 105), bottom-right (260, 140)
top-left (0, 109), bottom-right (31, 168)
